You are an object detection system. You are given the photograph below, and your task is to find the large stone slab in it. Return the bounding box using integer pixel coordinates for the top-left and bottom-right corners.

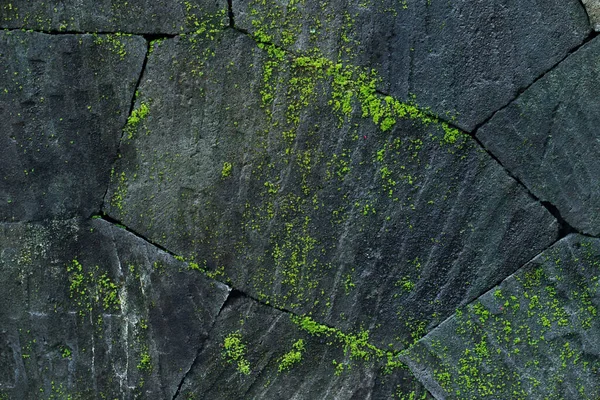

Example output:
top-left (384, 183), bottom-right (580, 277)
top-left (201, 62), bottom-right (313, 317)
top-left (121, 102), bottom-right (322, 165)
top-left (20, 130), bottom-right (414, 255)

top-left (0, 218), bottom-right (230, 399)
top-left (233, 0), bottom-right (590, 131)
top-left (477, 36), bottom-right (600, 236)
top-left (403, 234), bottom-right (600, 399)
top-left (0, 31), bottom-right (145, 222)
top-left (176, 292), bottom-right (432, 399)
top-left (104, 29), bottom-right (558, 352)
top-left (0, 0), bottom-right (227, 34)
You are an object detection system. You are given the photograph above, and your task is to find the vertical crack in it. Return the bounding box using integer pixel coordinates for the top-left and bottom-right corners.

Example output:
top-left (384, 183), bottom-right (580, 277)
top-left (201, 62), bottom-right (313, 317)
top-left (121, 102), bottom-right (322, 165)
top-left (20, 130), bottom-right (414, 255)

top-left (171, 289), bottom-right (243, 400)
top-left (100, 37), bottom-right (150, 210)
top-left (228, 0), bottom-right (235, 28)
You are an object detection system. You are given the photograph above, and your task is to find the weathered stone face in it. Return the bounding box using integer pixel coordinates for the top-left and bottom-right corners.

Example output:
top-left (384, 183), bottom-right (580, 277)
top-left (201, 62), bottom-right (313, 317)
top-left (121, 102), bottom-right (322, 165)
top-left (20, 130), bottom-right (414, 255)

top-left (0, 0), bottom-right (598, 399)
top-left (403, 234), bottom-right (600, 399)
top-left (233, 0), bottom-right (590, 131)
top-left (0, 218), bottom-right (230, 399)
top-left (0, 0), bottom-right (227, 34)
top-left (0, 31), bottom-right (146, 222)
top-left (103, 28), bottom-right (558, 354)
top-left (477, 36), bottom-right (600, 236)
top-left (582, 0), bottom-right (600, 31)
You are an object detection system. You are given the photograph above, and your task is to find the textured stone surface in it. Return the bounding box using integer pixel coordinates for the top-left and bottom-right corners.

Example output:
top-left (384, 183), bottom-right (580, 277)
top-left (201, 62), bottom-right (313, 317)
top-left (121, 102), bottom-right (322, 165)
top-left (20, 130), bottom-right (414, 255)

top-left (0, 0), bottom-right (227, 34)
top-left (582, 0), bottom-right (600, 30)
top-left (0, 218), bottom-right (230, 399)
top-left (1, 2), bottom-right (597, 399)
top-left (0, 31), bottom-right (145, 222)
top-left (477, 36), bottom-right (600, 236)
top-left (104, 29), bottom-right (558, 353)
top-left (233, 0), bottom-right (590, 131)
top-left (403, 234), bottom-right (600, 399)
top-left (177, 292), bottom-right (432, 400)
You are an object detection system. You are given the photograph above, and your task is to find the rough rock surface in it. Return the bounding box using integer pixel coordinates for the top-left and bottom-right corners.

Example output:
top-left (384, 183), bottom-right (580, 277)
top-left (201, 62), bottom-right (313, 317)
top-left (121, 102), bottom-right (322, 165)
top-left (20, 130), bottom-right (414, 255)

top-left (0, 1), bottom-right (598, 399)
top-left (477, 36), bottom-right (600, 236)
top-left (0, 0), bottom-right (227, 34)
top-left (0, 218), bottom-right (230, 399)
top-left (177, 292), bottom-right (431, 399)
top-left (233, 0), bottom-right (590, 131)
top-left (582, 0), bottom-right (600, 31)
top-left (0, 31), bottom-right (145, 222)
top-left (403, 234), bottom-right (600, 399)
top-left (103, 29), bottom-right (558, 353)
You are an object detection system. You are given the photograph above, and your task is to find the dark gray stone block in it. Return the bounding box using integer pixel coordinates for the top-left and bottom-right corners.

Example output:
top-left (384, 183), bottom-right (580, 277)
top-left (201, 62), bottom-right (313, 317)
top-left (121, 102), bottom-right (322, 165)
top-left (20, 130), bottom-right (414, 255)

top-left (176, 292), bottom-right (432, 400)
top-left (104, 29), bottom-right (558, 355)
top-left (0, 31), bottom-right (145, 222)
top-left (233, 0), bottom-right (590, 131)
top-left (403, 234), bottom-right (600, 399)
top-left (0, 0), bottom-right (227, 34)
top-left (477, 36), bottom-right (600, 236)
top-left (0, 219), bottom-right (230, 399)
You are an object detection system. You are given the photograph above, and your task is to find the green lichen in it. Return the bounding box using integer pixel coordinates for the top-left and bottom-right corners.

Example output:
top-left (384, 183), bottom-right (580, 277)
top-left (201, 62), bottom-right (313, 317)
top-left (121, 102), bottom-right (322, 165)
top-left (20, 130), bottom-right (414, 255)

top-left (223, 332), bottom-right (251, 375)
top-left (292, 315), bottom-right (404, 374)
top-left (278, 339), bottom-right (305, 372)
top-left (66, 259), bottom-right (120, 318)
top-left (221, 161), bottom-right (233, 178)
top-left (125, 102), bottom-right (150, 140)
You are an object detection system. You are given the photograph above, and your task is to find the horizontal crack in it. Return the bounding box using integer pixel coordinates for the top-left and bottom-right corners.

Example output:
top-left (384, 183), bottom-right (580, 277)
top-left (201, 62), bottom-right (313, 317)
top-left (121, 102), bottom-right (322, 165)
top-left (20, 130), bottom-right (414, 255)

top-left (0, 27), bottom-right (181, 36)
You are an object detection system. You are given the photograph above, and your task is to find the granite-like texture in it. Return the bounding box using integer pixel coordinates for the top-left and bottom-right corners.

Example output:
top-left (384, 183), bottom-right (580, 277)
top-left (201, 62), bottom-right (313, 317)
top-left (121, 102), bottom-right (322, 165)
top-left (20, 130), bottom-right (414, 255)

top-left (403, 234), bottom-right (600, 399)
top-left (233, 0), bottom-right (590, 131)
top-left (582, 0), bottom-right (600, 30)
top-left (0, 219), bottom-right (230, 399)
top-left (477, 36), bottom-right (600, 236)
top-left (104, 29), bottom-right (558, 354)
top-left (0, 31), bottom-right (145, 222)
top-left (0, 0), bottom-right (227, 34)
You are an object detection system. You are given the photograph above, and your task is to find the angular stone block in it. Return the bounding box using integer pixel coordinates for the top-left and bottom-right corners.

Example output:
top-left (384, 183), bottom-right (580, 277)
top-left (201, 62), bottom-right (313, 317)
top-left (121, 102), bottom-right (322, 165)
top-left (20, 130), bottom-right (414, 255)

top-left (403, 234), bottom-right (600, 399)
top-left (104, 30), bottom-right (558, 353)
top-left (0, 0), bottom-right (227, 34)
top-left (0, 219), bottom-right (230, 399)
top-left (0, 31), bottom-right (146, 222)
top-left (233, 0), bottom-right (590, 130)
top-left (477, 36), bottom-right (600, 236)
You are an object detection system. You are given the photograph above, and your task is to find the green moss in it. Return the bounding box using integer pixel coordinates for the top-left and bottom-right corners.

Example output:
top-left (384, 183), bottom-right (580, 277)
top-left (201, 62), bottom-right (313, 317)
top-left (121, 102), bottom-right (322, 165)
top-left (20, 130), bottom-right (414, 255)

top-left (125, 102), bottom-right (150, 141)
top-left (223, 332), bottom-right (251, 375)
top-left (221, 162), bottom-right (233, 178)
top-left (137, 346), bottom-right (152, 372)
top-left (292, 315), bottom-right (404, 374)
top-left (66, 259), bottom-right (120, 318)
top-left (278, 339), bottom-right (305, 372)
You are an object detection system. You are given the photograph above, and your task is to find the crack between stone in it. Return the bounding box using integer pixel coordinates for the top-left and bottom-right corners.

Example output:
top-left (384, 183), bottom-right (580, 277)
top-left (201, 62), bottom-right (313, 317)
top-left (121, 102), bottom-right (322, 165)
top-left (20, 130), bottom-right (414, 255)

top-left (0, 27), bottom-right (179, 36)
top-left (468, 134), bottom-right (583, 239)
top-left (93, 214), bottom-right (408, 361)
top-left (227, 0), bottom-right (235, 28)
top-left (171, 289), bottom-right (241, 399)
top-left (100, 39), bottom-right (150, 210)
top-left (471, 30), bottom-right (598, 135)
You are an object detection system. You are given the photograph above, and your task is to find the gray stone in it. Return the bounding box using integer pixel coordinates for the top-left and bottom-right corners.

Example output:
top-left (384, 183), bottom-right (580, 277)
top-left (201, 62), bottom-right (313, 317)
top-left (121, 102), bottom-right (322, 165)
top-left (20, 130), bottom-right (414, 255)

top-left (582, 0), bottom-right (600, 30)
top-left (103, 29), bottom-right (558, 355)
top-left (0, 218), bottom-right (230, 399)
top-left (176, 291), bottom-right (432, 399)
top-left (403, 234), bottom-right (600, 399)
top-left (0, 31), bottom-right (146, 222)
top-left (0, 0), bottom-right (227, 34)
top-left (232, 0), bottom-right (590, 131)
top-left (477, 36), bottom-right (600, 236)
